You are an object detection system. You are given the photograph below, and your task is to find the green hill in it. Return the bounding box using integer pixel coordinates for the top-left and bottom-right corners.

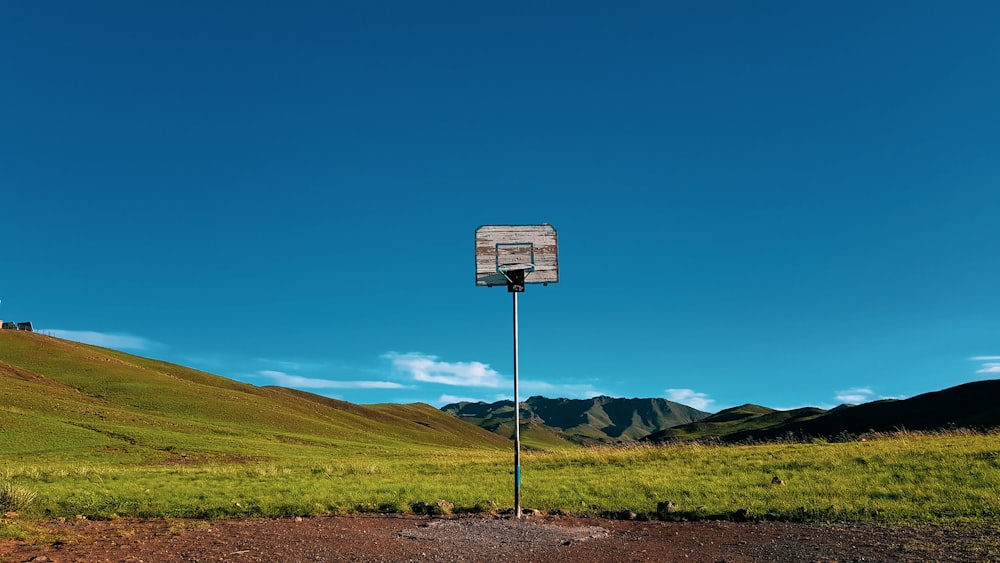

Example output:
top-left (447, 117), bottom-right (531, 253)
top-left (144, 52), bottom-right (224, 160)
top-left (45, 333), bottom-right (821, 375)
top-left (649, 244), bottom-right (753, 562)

top-left (643, 381), bottom-right (1000, 444)
top-left (719, 380), bottom-right (1000, 442)
top-left (0, 330), bottom-right (508, 462)
top-left (645, 404), bottom-right (827, 441)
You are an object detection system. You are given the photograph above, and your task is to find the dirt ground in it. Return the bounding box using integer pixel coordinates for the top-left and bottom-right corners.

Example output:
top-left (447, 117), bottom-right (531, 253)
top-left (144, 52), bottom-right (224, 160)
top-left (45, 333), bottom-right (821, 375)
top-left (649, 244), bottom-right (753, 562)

top-left (2, 514), bottom-right (997, 563)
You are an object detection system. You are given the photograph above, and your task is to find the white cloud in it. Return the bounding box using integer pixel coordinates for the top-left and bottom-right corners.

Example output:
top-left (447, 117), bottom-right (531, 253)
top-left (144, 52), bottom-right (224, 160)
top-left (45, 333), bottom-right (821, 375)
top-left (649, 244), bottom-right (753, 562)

top-left (521, 380), bottom-right (605, 399)
top-left (971, 357), bottom-right (1000, 374)
top-left (832, 387), bottom-right (907, 405)
top-left (383, 352), bottom-right (504, 388)
top-left (436, 394), bottom-right (481, 406)
top-left (836, 387), bottom-right (874, 403)
top-left (664, 388), bottom-right (715, 411)
top-left (47, 329), bottom-right (160, 351)
top-left (260, 370), bottom-right (406, 390)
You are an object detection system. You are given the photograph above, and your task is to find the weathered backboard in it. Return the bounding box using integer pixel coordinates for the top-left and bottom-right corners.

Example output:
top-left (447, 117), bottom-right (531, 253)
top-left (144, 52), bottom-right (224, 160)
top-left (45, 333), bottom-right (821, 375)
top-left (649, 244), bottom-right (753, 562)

top-left (475, 224), bottom-right (559, 287)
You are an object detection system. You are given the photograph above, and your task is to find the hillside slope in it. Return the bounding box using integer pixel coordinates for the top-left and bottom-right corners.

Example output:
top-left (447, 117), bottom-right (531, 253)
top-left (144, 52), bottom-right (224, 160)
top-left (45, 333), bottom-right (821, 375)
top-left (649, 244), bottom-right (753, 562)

top-left (646, 404), bottom-right (827, 441)
top-left (722, 379), bottom-right (1000, 442)
top-left (643, 380), bottom-right (1000, 443)
top-left (0, 331), bottom-right (508, 461)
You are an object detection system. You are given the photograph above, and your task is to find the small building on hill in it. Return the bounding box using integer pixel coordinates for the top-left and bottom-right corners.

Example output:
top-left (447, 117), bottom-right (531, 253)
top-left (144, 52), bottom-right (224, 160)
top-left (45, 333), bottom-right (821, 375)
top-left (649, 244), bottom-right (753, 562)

top-left (1, 321), bottom-right (33, 331)
top-left (17, 322), bottom-right (33, 332)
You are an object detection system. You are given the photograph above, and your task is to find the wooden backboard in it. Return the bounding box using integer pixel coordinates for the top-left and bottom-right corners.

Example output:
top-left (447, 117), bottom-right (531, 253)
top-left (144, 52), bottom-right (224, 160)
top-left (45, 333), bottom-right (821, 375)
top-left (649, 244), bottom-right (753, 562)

top-left (475, 224), bottom-right (559, 287)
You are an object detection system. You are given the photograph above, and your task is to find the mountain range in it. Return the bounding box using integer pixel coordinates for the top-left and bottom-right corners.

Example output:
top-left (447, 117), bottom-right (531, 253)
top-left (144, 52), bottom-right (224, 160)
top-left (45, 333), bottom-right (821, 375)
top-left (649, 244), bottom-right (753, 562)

top-left (445, 381), bottom-right (1000, 445)
top-left (441, 396), bottom-right (711, 447)
top-left (646, 379), bottom-right (1000, 443)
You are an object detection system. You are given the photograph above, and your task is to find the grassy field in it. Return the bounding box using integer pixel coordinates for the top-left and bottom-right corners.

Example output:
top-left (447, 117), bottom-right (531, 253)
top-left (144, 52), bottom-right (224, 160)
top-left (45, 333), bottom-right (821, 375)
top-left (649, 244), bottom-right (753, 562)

top-left (2, 331), bottom-right (999, 531)
top-left (2, 432), bottom-right (998, 524)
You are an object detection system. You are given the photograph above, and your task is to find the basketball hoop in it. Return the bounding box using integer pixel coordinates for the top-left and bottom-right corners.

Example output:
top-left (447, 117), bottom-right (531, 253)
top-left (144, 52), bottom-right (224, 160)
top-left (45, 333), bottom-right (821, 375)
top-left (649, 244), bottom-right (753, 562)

top-left (476, 226), bottom-right (558, 289)
top-left (497, 263), bottom-right (536, 275)
top-left (498, 263), bottom-right (535, 290)
top-left (474, 225), bottom-right (559, 519)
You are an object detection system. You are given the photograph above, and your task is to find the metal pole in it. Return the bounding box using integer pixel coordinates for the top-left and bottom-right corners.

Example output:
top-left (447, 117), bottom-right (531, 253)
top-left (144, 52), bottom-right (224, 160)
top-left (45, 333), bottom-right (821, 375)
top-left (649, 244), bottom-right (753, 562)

top-left (512, 289), bottom-right (521, 519)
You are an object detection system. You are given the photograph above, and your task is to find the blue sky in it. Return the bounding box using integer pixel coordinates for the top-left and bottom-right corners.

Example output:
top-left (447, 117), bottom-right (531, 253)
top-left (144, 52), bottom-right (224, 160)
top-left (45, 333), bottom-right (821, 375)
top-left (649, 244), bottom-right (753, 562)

top-left (2, 2), bottom-right (998, 412)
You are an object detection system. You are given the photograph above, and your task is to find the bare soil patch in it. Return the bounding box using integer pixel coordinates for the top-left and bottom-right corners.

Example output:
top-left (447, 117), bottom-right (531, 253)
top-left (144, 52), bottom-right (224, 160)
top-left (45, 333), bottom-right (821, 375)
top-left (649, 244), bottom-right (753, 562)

top-left (2, 514), bottom-right (996, 562)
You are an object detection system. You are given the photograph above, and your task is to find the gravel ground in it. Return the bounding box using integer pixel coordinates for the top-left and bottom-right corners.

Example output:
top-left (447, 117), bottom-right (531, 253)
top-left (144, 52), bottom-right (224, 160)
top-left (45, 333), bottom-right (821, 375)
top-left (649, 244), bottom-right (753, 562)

top-left (2, 514), bottom-right (997, 562)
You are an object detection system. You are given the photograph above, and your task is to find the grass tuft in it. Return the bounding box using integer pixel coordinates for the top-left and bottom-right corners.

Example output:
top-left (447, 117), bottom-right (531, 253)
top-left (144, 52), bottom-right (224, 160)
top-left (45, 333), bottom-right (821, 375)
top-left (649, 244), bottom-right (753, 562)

top-left (0, 482), bottom-right (38, 512)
